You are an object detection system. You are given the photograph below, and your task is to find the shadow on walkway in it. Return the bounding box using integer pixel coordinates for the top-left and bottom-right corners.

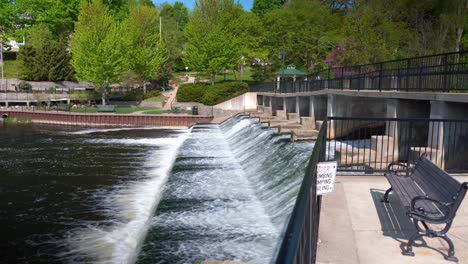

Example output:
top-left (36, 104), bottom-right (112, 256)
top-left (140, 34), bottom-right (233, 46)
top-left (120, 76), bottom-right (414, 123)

top-left (369, 189), bottom-right (450, 259)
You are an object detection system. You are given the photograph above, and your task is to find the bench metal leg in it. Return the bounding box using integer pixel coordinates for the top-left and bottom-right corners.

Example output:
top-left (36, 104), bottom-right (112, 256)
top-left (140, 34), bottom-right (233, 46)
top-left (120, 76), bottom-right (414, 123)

top-left (440, 235), bottom-right (458, 262)
top-left (403, 220), bottom-right (459, 262)
top-left (402, 232), bottom-right (422, 257)
top-left (381, 187), bottom-right (393, 203)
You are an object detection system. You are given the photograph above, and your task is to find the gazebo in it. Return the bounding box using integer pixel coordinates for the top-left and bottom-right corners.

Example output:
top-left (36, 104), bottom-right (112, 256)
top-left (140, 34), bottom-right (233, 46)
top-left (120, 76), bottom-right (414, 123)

top-left (276, 64), bottom-right (308, 90)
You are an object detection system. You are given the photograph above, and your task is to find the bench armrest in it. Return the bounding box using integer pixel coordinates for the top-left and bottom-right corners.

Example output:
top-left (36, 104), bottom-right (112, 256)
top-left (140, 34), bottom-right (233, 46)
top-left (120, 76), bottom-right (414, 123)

top-left (409, 196), bottom-right (452, 222)
top-left (387, 162), bottom-right (413, 176)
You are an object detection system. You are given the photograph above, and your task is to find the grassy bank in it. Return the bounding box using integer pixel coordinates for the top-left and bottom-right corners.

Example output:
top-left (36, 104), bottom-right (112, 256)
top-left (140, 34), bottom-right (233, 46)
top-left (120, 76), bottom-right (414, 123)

top-left (3, 60), bottom-right (21, 79)
top-left (3, 117), bottom-right (32, 124)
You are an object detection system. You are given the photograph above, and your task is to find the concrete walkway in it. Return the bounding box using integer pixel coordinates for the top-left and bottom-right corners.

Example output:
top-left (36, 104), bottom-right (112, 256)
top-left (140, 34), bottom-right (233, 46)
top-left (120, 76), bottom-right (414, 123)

top-left (317, 175), bottom-right (468, 264)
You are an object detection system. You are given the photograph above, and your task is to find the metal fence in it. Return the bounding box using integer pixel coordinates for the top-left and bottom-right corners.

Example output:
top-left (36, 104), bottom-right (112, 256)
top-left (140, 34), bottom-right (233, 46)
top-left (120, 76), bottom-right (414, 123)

top-left (250, 51), bottom-right (468, 93)
top-left (324, 117), bottom-right (468, 173)
top-left (275, 120), bottom-right (327, 264)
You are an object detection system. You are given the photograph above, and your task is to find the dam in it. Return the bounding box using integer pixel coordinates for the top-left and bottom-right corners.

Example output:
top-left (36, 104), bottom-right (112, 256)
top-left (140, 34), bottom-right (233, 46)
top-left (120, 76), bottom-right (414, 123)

top-left (0, 115), bottom-right (312, 263)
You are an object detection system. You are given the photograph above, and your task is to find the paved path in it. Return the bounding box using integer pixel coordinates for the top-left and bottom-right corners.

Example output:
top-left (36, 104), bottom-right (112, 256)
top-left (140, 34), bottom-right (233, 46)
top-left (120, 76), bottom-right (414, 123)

top-left (162, 76), bottom-right (196, 110)
top-left (317, 175), bottom-right (468, 264)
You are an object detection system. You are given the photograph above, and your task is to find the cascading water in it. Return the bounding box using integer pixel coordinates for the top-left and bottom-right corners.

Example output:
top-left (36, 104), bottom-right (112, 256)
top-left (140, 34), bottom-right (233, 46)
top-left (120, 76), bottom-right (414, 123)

top-left (0, 115), bottom-right (313, 264)
top-left (137, 115), bottom-right (313, 263)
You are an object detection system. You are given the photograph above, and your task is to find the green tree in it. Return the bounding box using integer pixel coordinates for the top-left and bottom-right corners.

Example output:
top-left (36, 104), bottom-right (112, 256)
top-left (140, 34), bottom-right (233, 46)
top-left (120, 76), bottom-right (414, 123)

top-left (159, 2), bottom-right (189, 80)
top-left (7, 0), bottom-right (81, 36)
top-left (17, 24), bottom-right (74, 81)
top-left (183, 0), bottom-right (242, 85)
top-left (124, 5), bottom-right (168, 93)
top-left (337, 0), bottom-right (411, 65)
top-left (251, 0), bottom-right (284, 16)
top-left (227, 11), bottom-right (267, 81)
top-left (263, 1), bottom-right (341, 71)
top-left (71, 0), bottom-right (126, 105)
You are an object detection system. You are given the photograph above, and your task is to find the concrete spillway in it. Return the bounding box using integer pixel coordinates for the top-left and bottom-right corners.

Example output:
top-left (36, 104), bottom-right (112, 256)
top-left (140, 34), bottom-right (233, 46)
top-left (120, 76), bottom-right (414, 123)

top-left (136, 115), bottom-right (314, 263)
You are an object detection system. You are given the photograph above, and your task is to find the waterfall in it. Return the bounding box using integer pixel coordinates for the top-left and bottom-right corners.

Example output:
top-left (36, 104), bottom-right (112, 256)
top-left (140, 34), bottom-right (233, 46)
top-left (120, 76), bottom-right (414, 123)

top-left (138, 115), bottom-right (313, 263)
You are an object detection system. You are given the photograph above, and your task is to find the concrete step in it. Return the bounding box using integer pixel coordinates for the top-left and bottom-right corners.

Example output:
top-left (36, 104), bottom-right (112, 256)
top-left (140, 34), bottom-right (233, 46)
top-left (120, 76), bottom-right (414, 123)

top-left (279, 124), bottom-right (304, 134)
top-left (259, 116), bottom-right (279, 123)
top-left (269, 120), bottom-right (295, 128)
top-left (276, 110), bottom-right (287, 120)
top-left (300, 117), bottom-right (315, 130)
top-left (370, 135), bottom-right (398, 157)
top-left (336, 148), bottom-right (379, 165)
top-left (287, 112), bottom-right (300, 123)
top-left (291, 129), bottom-right (319, 141)
top-left (410, 146), bottom-right (444, 168)
top-left (249, 112), bottom-right (269, 118)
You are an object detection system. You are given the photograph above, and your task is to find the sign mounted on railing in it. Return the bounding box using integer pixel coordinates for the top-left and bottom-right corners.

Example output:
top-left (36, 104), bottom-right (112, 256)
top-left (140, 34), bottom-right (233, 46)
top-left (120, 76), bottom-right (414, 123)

top-left (317, 161), bottom-right (337, 195)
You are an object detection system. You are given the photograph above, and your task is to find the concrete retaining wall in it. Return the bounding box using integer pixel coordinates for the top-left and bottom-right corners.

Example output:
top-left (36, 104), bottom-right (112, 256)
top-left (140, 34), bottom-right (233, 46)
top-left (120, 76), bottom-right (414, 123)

top-left (2, 111), bottom-right (212, 127)
top-left (174, 92), bottom-right (258, 117)
top-left (213, 92), bottom-right (257, 112)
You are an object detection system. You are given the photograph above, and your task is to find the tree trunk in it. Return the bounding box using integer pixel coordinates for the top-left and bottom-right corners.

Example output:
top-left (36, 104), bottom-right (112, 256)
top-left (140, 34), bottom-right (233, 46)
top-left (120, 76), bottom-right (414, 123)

top-left (101, 81), bottom-right (108, 106)
top-left (101, 89), bottom-right (106, 106)
top-left (143, 78), bottom-right (147, 94)
top-left (211, 72), bottom-right (215, 86)
top-left (240, 63), bottom-right (244, 82)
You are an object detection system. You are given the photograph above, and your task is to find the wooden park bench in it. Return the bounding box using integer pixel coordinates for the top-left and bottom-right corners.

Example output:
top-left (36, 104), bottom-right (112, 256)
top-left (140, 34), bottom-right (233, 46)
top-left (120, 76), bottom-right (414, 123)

top-left (382, 154), bottom-right (468, 262)
top-left (96, 105), bottom-right (115, 112)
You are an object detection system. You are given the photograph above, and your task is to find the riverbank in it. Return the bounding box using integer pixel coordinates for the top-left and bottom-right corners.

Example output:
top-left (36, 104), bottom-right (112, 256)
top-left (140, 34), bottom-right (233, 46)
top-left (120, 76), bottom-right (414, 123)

top-left (1, 110), bottom-right (213, 128)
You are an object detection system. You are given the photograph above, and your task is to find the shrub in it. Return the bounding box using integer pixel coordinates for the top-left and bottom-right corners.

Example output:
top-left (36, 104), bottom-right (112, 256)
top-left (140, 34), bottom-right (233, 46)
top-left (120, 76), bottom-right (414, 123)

top-left (17, 81), bottom-right (32, 92)
top-left (143, 89), bottom-right (161, 99)
top-left (176, 83), bottom-right (208, 103)
top-left (201, 82), bottom-right (248, 105)
top-left (177, 82), bottom-right (248, 106)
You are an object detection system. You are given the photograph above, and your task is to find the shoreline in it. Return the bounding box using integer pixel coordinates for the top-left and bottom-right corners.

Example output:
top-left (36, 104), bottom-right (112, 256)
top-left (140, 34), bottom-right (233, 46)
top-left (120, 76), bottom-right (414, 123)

top-left (1, 110), bottom-right (213, 128)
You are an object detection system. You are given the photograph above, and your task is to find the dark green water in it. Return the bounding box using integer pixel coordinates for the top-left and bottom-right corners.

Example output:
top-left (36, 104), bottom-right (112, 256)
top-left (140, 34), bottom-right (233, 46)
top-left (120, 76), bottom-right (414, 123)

top-left (0, 123), bottom-right (187, 263)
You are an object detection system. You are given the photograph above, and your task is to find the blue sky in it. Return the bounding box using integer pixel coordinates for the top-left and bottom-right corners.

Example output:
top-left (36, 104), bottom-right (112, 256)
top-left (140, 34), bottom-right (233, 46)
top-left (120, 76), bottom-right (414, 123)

top-left (152, 0), bottom-right (254, 11)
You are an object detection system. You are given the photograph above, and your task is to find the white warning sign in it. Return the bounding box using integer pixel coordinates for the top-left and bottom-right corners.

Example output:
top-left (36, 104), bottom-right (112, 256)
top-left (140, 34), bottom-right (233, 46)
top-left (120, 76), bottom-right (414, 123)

top-left (316, 161), bottom-right (337, 195)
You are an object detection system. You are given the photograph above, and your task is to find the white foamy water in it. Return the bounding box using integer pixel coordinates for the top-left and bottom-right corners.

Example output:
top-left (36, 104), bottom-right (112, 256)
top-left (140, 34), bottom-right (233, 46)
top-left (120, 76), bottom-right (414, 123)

top-left (137, 116), bottom-right (313, 263)
top-left (64, 132), bottom-right (188, 264)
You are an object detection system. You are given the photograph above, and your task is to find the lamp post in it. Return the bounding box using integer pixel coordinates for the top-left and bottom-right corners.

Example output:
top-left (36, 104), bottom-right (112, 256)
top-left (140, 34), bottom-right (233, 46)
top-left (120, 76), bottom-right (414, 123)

top-left (278, 51), bottom-right (285, 93)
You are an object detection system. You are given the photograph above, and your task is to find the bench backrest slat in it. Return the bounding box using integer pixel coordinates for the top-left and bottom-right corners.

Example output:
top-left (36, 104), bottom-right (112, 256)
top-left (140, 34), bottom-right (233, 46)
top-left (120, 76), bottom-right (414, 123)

top-left (413, 157), bottom-right (461, 203)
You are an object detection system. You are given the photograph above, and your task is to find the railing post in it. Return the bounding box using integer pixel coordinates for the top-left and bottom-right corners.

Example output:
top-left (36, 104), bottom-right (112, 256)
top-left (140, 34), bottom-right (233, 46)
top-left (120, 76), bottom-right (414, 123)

top-left (443, 53), bottom-right (449, 92)
top-left (406, 121), bottom-right (413, 175)
top-left (358, 66), bottom-right (361, 91)
top-left (406, 59), bottom-right (410, 92)
top-left (378, 63), bottom-right (383, 91)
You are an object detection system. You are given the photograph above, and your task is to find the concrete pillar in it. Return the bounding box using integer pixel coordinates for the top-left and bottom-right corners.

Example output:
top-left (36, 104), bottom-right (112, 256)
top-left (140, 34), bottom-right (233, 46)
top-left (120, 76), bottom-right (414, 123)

top-left (428, 101), bottom-right (447, 168)
top-left (429, 101), bottom-right (446, 148)
top-left (295, 96), bottom-right (300, 115)
top-left (67, 99), bottom-right (71, 105)
top-left (391, 77), bottom-right (398, 90)
top-left (5, 101), bottom-right (9, 107)
top-left (282, 97), bottom-right (287, 112)
top-left (385, 99), bottom-right (398, 137)
top-left (327, 94), bottom-right (335, 117)
top-left (309, 96), bottom-right (316, 124)
top-left (26, 101), bottom-right (30, 107)
top-left (327, 94), bottom-right (336, 138)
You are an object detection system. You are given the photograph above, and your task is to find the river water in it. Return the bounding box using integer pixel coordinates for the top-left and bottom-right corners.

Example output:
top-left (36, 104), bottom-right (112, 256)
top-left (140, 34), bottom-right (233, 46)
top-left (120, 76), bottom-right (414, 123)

top-left (0, 115), bottom-right (313, 263)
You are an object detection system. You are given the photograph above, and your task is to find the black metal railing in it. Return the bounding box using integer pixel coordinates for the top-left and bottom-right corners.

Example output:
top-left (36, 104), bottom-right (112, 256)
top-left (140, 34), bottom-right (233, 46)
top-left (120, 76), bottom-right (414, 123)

top-left (249, 51), bottom-right (468, 93)
top-left (275, 119), bottom-right (327, 264)
top-left (324, 117), bottom-right (468, 173)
